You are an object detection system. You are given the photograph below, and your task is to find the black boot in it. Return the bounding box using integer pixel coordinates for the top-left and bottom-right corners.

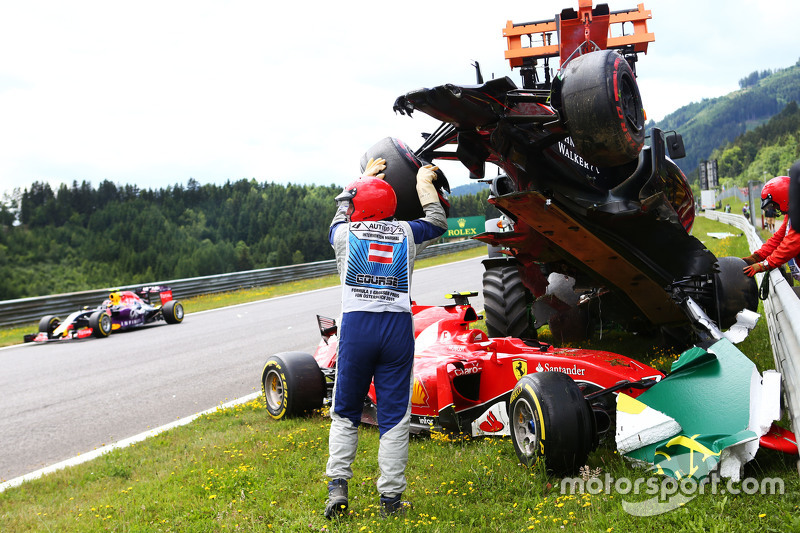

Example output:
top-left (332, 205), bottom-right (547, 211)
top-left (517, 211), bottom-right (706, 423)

top-left (324, 479), bottom-right (348, 519)
top-left (380, 493), bottom-right (411, 517)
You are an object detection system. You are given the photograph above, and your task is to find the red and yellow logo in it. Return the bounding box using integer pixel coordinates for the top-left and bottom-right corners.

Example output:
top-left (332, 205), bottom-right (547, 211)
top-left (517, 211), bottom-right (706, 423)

top-left (412, 378), bottom-right (429, 407)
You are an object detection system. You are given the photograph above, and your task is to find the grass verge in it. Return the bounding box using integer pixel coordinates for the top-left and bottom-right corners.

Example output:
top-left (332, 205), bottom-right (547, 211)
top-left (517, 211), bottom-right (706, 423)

top-left (1, 397), bottom-right (797, 532)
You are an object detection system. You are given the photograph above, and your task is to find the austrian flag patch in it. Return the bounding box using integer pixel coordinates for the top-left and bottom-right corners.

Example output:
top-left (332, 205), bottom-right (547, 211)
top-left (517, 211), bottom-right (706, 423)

top-left (368, 243), bottom-right (393, 263)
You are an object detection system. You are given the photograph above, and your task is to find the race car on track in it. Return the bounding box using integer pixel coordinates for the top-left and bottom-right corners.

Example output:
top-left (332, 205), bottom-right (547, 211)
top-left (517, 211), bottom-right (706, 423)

top-left (24, 286), bottom-right (184, 342)
top-left (262, 292), bottom-right (664, 474)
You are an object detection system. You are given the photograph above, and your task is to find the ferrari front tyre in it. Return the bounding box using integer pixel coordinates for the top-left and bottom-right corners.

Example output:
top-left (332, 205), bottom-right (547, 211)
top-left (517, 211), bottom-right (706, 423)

top-left (483, 265), bottom-right (536, 339)
top-left (38, 315), bottom-right (61, 337)
top-left (89, 311), bottom-right (112, 338)
top-left (560, 49), bottom-right (645, 167)
top-left (162, 300), bottom-right (184, 324)
top-left (509, 372), bottom-right (596, 475)
top-left (261, 352), bottom-right (325, 420)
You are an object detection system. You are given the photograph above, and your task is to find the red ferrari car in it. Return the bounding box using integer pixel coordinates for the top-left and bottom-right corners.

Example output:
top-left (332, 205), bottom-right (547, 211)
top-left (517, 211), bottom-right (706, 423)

top-left (261, 292), bottom-right (663, 473)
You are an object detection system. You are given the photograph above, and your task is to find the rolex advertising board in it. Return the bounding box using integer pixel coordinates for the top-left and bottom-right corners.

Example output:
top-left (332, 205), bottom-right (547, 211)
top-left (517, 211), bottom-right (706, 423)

top-left (446, 216), bottom-right (485, 239)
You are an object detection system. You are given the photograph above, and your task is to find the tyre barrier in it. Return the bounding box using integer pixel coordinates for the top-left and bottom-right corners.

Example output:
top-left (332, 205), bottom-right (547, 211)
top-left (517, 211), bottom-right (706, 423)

top-left (0, 239), bottom-right (484, 329)
top-left (702, 210), bottom-right (800, 475)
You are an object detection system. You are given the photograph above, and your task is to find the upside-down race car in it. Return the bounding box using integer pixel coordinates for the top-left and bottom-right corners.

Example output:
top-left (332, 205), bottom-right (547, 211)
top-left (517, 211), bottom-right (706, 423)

top-left (384, 2), bottom-right (759, 347)
top-left (25, 286), bottom-right (184, 342)
top-left (262, 292), bottom-right (665, 473)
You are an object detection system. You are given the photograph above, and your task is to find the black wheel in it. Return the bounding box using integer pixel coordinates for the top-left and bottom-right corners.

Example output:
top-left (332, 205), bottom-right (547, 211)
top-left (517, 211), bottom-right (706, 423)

top-left (482, 265), bottom-right (536, 339)
top-left (39, 315), bottom-right (61, 334)
top-left (712, 256), bottom-right (758, 329)
top-left (359, 137), bottom-right (451, 220)
top-left (261, 352), bottom-right (325, 420)
top-left (560, 50), bottom-right (645, 167)
top-left (162, 300), bottom-right (184, 324)
top-left (509, 372), bottom-right (596, 474)
top-left (89, 311), bottom-right (112, 338)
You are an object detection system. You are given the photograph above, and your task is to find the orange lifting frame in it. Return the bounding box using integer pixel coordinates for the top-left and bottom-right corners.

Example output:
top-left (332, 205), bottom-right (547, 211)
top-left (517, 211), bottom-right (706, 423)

top-left (504, 2), bottom-right (654, 68)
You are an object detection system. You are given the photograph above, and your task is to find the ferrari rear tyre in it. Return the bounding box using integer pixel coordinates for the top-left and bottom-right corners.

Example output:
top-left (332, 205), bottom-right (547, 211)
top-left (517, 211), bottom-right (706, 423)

top-left (38, 315), bottom-right (61, 336)
top-left (89, 311), bottom-right (112, 338)
top-left (509, 372), bottom-right (596, 474)
top-left (162, 300), bottom-right (184, 324)
top-left (483, 266), bottom-right (536, 339)
top-left (262, 352), bottom-right (325, 420)
top-left (560, 49), bottom-right (645, 167)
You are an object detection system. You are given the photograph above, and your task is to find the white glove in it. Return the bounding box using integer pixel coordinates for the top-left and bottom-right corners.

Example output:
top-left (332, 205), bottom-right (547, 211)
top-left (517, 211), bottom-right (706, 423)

top-left (363, 157), bottom-right (386, 179)
top-left (416, 164), bottom-right (439, 206)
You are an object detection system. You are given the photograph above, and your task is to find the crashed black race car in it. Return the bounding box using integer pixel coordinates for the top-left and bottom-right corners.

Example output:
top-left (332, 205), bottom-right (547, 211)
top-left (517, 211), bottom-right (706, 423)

top-left (379, 1), bottom-right (758, 347)
top-left (24, 286), bottom-right (184, 342)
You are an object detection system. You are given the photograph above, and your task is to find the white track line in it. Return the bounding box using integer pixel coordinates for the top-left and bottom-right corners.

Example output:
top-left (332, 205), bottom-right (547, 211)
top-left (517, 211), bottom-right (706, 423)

top-left (0, 392), bottom-right (260, 492)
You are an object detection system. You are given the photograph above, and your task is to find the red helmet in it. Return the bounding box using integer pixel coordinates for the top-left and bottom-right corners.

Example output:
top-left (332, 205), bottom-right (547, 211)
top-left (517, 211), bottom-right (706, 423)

top-left (761, 175), bottom-right (790, 212)
top-left (339, 176), bottom-right (397, 222)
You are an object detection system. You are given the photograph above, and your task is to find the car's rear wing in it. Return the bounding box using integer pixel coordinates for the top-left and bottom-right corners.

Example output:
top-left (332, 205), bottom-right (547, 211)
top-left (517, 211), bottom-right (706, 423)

top-left (136, 286), bottom-right (174, 305)
top-left (504, 1), bottom-right (654, 72)
top-left (317, 315), bottom-right (338, 345)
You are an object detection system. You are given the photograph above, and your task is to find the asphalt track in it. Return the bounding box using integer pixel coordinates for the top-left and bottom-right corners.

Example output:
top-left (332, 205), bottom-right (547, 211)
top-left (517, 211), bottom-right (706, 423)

top-left (0, 256), bottom-right (486, 482)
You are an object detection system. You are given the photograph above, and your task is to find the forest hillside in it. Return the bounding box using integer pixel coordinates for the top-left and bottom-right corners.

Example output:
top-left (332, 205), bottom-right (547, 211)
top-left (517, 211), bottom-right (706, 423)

top-left (648, 60), bottom-right (800, 182)
top-left (0, 180), bottom-right (494, 300)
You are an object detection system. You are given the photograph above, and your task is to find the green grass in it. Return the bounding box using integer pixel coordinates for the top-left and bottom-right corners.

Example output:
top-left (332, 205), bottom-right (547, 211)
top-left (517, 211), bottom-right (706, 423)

top-left (2, 227), bottom-right (798, 532)
top-left (1, 398), bottom-right (797, 532)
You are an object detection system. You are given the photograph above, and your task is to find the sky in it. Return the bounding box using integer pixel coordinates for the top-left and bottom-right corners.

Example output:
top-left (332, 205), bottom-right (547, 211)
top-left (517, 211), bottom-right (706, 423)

top-left (1, 0), bottom-right (798, 199)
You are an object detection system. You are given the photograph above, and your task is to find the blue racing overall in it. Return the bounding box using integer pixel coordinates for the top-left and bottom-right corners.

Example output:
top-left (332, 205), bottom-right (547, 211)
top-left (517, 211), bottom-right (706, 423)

top-left (326, 201), bottom-right (446, 498)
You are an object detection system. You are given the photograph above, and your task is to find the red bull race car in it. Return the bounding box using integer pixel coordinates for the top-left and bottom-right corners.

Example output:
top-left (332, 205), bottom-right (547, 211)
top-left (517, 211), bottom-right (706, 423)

top-left (261, 292), bottom-right (664, 473)
top-left (25, 286), bottom-right (184, 342)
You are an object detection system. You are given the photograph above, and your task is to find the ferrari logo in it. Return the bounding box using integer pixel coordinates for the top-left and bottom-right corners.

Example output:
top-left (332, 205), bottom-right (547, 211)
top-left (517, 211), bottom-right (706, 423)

top-left (512, 359), bottom-right (528, 381)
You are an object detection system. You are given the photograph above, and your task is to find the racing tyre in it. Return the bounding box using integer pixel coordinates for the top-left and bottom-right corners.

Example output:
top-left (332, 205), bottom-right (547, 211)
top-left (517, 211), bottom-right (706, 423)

top-left (262, 352), bottom-right (325, 420)
top-left (712, 256), bottom-right (758, 329)
top-left (560, 50), bottom-right (645, 167)
top-left (162, 300), bottom-right (184, 324)
top-left (38, 315), bottom-right (61, 339)
top-left (483, 265), bottom-right (536, 339)
top-left (509, 372), bottom-right (596, 474)
top-left (89, 311), bottom-right (112, 338)
top-left (360, 137), bottom-right (451, 220)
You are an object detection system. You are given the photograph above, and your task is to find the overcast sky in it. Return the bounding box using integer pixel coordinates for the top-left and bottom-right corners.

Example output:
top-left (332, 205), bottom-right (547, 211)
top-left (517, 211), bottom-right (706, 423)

top-left (1, 0), bottom-right (798, 198)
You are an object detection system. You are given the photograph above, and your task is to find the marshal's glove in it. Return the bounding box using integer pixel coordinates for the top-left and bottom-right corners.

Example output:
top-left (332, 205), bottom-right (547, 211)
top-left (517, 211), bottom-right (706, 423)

top-left (743, 260), bottom-right (770, 277)
top-left (333, 187), bottom-right (356, 222)
top-left (741, 252), bottom-right (763, 266)
top-left (416, 164), bottom-right (439, 207)
top-left (363, 157), bottom-right (386, 180)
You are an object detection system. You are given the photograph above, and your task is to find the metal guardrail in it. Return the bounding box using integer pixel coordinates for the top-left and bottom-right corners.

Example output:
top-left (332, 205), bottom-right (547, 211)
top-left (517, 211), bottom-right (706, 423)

top-left (702, 210), bottom-right (800, 473)
top-left (0, 239), bottom-right (483, 329)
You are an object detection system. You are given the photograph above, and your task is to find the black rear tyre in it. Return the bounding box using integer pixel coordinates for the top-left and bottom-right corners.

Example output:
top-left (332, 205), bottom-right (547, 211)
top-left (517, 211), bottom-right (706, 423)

top-left (359, 137), bottom-right (451, 220)
top-left (560, 50), bottom-right (645, 167)
top-left (261, 352), bottom-right (326, 419)
top-left (713, 256), bottom-right (758, 329)
top-left (509, 372), bottom-right (596, 474)
top-left (162, 300), bottom-right (184, 324)
top-left (483, 265), bottom-right (536, 339)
